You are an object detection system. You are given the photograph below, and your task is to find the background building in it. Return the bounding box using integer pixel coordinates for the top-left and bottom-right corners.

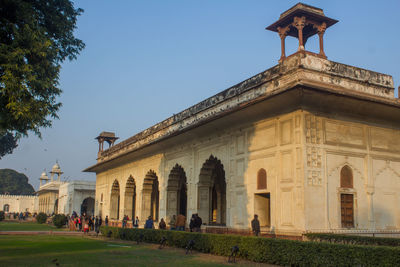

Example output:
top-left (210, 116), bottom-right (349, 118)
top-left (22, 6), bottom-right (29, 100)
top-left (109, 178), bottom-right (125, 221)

top-left (0, 162), bottom-right (97, 216)
top-left (0, 194), bottom-right (38, 214)
top-left (58, 181), bottom-right (95, 216)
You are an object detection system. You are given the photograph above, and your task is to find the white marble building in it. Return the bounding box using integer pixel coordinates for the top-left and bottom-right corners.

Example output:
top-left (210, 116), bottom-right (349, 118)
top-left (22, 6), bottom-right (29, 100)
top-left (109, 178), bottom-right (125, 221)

top-left (58, 181), bottom-right (95, 216)
top-left (37, 163), bottom-right (96, 216)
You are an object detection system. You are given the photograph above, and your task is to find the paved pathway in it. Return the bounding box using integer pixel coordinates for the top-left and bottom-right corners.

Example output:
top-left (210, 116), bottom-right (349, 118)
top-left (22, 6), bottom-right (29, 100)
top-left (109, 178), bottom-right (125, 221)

top-left (0, 230), bottom-right (88, 235)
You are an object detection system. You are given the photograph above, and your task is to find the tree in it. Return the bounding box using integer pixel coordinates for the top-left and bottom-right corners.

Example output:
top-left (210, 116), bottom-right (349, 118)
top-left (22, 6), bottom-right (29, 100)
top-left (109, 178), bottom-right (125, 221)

top-left (0, 168), bottom-right (35, 195)
top-left (0, 0), bottom-right (85, 158)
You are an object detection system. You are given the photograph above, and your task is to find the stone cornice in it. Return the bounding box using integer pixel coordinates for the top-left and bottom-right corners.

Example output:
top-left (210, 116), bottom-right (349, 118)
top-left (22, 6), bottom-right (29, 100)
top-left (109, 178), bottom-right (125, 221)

top-left (84, 53), bottom-right (398, 173)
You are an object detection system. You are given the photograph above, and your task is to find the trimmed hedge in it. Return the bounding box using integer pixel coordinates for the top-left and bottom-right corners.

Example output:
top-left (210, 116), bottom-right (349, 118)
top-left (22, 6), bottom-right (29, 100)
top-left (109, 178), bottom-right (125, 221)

top-left (36, 212), bottom-right (47, 224)
top-left (306, 233), bottom-right (400, 247)
top-left (53, 214), bottom-right (67, 228)
top-left (101, 226), bottom-right (400, 266)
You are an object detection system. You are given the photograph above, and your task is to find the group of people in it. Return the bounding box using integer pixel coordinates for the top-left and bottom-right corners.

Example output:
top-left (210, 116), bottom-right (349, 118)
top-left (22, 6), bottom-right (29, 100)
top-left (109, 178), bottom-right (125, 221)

top-left (71, 212), bottom-right (262, 237)
top-left (4, 212), bottom-right (33, 220)
top-left (140, 213), bottom-right (202, 231)
top-left (68, 212), bottom-right (102, 234)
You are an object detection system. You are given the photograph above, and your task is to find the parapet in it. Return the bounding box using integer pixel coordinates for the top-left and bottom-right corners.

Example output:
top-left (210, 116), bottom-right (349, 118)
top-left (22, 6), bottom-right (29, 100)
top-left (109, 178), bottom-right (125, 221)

top-left (0, 194), bottom-right (38, 199)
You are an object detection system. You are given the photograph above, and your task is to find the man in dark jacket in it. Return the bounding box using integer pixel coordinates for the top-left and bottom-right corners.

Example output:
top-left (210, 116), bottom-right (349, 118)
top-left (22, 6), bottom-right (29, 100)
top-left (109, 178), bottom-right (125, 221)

top-left (194, 214), bottom-right (202, 232)
top-left (251, 214), bottom-right (260, 236)
top-left (145, 216), bottom-right (154, 229)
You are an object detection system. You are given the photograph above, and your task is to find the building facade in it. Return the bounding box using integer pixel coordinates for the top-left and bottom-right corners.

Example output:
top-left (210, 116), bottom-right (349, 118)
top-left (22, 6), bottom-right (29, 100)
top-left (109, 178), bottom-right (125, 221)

top-left (85, 4), bottom-right (400, 236)
top-left (58, 181), bottom-right (95, 216)
top-left (0, 194), bottom-right (38, 214)
top-left (37, 163), bottom-right (96, 216)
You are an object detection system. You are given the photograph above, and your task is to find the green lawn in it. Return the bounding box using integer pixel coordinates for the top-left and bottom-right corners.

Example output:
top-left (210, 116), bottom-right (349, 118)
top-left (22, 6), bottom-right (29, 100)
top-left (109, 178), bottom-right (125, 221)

top-left (0, 221), bottom-right (63, 231)
top-left (0, 235), bottom-right (262, 266)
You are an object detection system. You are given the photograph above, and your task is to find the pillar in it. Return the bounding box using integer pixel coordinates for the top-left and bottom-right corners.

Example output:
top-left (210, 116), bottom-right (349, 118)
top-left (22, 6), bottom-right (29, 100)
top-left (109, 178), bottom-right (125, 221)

top-left (293, 16), bottom-right (306, 51)
top-left (315, 22), bottom-right (327, 57)
top-left (277, 25), bottom-right (290, 62)
top-left (198, 183), bottom-right (210, 224)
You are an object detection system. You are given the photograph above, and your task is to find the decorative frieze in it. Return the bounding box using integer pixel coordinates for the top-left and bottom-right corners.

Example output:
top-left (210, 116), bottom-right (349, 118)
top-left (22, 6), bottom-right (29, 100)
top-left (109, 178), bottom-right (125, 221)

top-left (305, 114), bottom-right (321, 144)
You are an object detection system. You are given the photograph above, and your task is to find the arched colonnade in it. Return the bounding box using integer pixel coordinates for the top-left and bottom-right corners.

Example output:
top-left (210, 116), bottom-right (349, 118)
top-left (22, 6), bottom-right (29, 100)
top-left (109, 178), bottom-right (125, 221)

top-left (106, 155), bottom-right (227, 226)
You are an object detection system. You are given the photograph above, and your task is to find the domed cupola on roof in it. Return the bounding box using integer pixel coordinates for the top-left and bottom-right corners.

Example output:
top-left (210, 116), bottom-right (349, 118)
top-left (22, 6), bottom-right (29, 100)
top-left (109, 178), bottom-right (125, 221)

top-left (39, 171), bottom-right (49, 187)
top-left (50, 161), bottom-right (64, 182)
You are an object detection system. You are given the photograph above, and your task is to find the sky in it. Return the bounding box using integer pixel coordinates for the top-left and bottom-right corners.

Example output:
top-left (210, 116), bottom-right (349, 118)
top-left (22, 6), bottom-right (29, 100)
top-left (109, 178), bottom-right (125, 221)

top-left (1, 0), bottom-right (399, 190)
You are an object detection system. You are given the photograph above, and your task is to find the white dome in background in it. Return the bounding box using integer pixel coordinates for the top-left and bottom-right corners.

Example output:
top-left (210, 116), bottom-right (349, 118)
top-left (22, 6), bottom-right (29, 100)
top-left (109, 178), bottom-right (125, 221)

top-left (40, 171), bottom-right (49, 180)
top-left (50, 162), bottom-right (63, 175)
top-left (51, 162), bottom-right (61, 172)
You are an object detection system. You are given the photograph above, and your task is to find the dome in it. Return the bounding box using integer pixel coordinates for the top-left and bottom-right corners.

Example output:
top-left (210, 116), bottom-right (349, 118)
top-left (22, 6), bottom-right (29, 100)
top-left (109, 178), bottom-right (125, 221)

top-left (51, 162), bottom-right (62, 173)
top-left (40, 171), bottom-right (49, 180)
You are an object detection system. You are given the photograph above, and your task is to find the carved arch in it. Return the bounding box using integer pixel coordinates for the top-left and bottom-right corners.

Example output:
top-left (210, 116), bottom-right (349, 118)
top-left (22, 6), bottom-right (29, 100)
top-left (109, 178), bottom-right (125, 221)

top-left (340, 165), bottom-right (353, 188)
top-left (375, 162), bottom-right (400, 180)
top-left (257, 168), bottom-right (267, 190)
top-left (328, 161), bottom-right (363, 180)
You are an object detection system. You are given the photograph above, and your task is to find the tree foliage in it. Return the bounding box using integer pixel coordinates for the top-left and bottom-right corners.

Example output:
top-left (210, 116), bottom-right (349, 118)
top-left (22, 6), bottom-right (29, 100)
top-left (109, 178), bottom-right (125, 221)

top-left (0, 168), bottom-right (35, 195)
top-left (0, 0), bottom-right (85, 158)
top-left (36, 212), bottom-right (47, 224)
top-left (53, 214), bottom-right (67, 228)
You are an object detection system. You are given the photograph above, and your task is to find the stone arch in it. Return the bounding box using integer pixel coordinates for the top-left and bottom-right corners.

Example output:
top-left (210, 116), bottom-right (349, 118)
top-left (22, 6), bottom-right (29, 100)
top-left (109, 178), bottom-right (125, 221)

top-left (142, 170), bottom-right (159, 221)
top-left (257, 168), bottom-right (267, 190)
top-left (110, 180), bottom-right (120, 219)
top-left (340, 165), bottom-right (353, 188)
top-left (166, 164), bottom-right (187, 219)
top-left (3, 204), bottom-right (9, 212)
top-left (81, 197), bottom-right (95, 216)
top-left (375, 162), bottom-right (400, 180)
top-left (198, 155), bottom-right (226, 225)
top-left (328, 161), bottom-right (363, 180)
top-left (124, 176), bottom-right (136, 220)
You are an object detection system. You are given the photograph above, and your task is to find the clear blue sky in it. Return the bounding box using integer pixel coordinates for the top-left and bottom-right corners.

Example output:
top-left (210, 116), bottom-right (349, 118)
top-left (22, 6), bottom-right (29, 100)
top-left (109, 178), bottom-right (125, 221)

top-left (1, 0), bottom-right (399, 190)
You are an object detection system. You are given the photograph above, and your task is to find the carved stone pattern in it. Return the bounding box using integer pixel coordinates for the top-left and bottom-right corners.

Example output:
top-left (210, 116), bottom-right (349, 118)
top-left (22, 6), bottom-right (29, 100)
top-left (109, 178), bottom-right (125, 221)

top-left (307, 147), bottom-right (322, 168)
top-left (305, 115), bottom-right (321, 144)
top-left (277, 25), bottom-right (290, 38)
top-left (313, 22), bottom-right (327, 34)
top-left (307, 170), bottom-right (322, 186)
top-left (293, 16), bottom-right (306, 29)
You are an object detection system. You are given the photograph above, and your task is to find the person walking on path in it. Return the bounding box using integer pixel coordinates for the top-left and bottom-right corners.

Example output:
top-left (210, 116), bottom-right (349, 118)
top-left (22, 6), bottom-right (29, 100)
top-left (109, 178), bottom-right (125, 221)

top-left (83, 219), bottom-right (89, 234)
top-left (94, 216), bottom-right (99, 233)
top-left (159, 218), bottom-right (166, 230)
top-left (176, 214), bottom-right (186, 231)
top-left (78, 216), bottom-right (82, 231)
top-left (105, 216), bottom-right (109, 226)
top-left (144, 216), bottom-right (154, 229)
top-left (251, 214), bottom-right (260, 237)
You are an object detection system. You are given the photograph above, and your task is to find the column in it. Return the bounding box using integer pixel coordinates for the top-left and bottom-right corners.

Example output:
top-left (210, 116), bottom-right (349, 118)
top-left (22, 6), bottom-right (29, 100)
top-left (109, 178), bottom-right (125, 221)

top-left (315, 22), bottom-right (327, 57)
top-left (277, 25), bottom-right (290, 62)
top-left (293, 16), bottom-right (306, 51)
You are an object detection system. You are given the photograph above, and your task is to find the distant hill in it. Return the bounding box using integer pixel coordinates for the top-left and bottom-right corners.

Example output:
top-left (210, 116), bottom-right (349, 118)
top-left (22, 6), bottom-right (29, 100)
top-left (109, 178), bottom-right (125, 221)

top-left (0, 169), bottom-right (35, 195)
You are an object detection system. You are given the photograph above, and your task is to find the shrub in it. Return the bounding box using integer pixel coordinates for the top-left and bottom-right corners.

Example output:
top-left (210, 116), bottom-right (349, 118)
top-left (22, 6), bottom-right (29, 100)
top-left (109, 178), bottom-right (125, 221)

top-left (100, 227), bottom-right (400, 266)
top-left (0, 211), bottom-right (4, 221)
top-left (305, 233), bottom-right (400, 247)
top-left (36, 212), bottom-right (47, 224)
top-left (53, 214), bottom-right (67, 228)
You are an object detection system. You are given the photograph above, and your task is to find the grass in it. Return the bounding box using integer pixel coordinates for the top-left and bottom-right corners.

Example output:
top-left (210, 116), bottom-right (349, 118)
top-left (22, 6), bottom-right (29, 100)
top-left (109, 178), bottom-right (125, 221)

top-left (0, 235), bottom-right (263, 266)
top-left (0, 221), bottom-right (63, 231)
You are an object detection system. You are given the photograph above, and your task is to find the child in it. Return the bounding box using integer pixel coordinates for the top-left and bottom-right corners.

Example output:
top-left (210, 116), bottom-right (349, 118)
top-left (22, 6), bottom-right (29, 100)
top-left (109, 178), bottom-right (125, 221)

top-left (84, 220), bottom-right (89, 234)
